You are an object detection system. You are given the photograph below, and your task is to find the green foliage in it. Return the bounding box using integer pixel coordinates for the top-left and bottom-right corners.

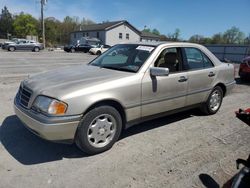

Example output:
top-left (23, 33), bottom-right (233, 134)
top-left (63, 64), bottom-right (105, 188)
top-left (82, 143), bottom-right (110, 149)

top-left (167, 28), bottom-right (181, 41)
top-left (189, 26), bottom-right (246, 44)
top-left (44, 17), bottom-right (61, 46)
top-left (13, 13), bottom-right (38, 37)
top-left (142, 28), bottom-right (161, 36)
top-left (223, 26), bottom-right (245, 44)
top-left (152, 29), bottom-right (160, 35)
top-left (0, 6), bottom-right (13, 37)
top-left (142, 28), bottom-right (151, 33)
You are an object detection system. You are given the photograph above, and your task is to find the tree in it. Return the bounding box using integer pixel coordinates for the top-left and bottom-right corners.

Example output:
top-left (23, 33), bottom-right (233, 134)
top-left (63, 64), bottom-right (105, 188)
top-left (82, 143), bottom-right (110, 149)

top-left (142, 28), bottom-right (151, 33)
top-left (223, 26), bottom-right (245, 44)
top-left (211, 33), bottom-right (225, 44)
top-left (173, 28), bottom-right (180, 41)
top-left (152, 28), bottom-right (160, 35)
top-left (44, 17), bottom-right (61, 46)
top-left (59, 16), bottom-right (80, 44)
top-left (81, 17), bottom-right (95, 25)
top-left (167, 28), bottom-right (181, 41)
top-left (0, 6), bottom-right (13, 38)
top-left (13, 13), bottom-right (38, 37)
top-left (189, 34), bottom-right (204, 43)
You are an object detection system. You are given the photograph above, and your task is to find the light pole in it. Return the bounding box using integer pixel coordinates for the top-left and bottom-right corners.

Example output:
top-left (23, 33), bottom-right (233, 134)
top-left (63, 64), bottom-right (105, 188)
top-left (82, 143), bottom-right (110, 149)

top-left (41, 0), bottom-right (46, 48)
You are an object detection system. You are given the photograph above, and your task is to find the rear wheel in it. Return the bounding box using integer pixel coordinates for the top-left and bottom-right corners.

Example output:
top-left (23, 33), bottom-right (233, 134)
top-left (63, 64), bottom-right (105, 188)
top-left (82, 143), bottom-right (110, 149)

top-left (75, 106), bottom-right (122, 155)
top-left (200, 86), bottom-right (223, 115)
top-left (8, 46), bottom-right (15, 52)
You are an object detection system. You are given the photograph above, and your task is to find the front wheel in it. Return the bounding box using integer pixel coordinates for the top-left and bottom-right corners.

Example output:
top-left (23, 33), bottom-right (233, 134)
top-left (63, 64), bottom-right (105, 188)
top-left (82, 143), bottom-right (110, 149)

top-left (200, 86), bottom-right (223, 115)
top-left (33, 47), bottom-right (40, 52)
top-left (75, 106), bottom-right (122, 155)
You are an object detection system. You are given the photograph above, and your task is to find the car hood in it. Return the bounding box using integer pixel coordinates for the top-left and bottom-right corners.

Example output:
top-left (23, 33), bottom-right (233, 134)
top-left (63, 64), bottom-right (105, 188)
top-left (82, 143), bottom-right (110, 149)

top-left (23, 64), bottom-right (132, 99)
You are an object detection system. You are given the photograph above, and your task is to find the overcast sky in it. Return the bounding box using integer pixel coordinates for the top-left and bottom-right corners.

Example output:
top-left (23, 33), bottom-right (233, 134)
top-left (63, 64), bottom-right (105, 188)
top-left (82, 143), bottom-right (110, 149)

top-left (0, 0), bottom-right (249, 39)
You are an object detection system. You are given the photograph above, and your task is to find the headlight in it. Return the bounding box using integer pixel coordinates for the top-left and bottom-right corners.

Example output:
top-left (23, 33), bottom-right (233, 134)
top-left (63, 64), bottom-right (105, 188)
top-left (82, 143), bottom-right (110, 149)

top-left (33, 96), bottom-right (67, 115)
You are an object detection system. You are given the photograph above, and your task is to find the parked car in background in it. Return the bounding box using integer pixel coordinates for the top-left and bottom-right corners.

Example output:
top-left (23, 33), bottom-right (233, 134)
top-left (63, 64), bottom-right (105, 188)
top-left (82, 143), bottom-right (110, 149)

top-left (89, 44), bottom-right (111, 55)
top-left (239, 56), bottom-right (250, 80)
top-left (64, 43), bottom-right (98, 53)
top-left (14, 42), bottom-right (235, 155)
top-left (1, 38), bottom-right (22, 49)
top-left (7, 40), bottom-right (43, 52)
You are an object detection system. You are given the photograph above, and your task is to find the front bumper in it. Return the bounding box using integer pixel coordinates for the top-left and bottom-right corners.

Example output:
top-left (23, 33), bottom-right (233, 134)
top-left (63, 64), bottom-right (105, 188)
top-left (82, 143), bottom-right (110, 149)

top-left (14, 99), bottom-right (81, 142)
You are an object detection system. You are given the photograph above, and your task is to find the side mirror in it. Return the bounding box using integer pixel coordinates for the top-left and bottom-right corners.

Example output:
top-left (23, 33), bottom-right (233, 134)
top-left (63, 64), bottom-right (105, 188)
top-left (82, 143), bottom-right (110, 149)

top-left (150, 67), bottom-right (169, 77)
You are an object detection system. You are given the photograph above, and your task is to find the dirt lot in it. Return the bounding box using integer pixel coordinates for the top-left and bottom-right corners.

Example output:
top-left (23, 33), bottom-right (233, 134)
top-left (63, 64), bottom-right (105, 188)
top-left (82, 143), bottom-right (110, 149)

top-left (0, 50), bottom-right (249, 188)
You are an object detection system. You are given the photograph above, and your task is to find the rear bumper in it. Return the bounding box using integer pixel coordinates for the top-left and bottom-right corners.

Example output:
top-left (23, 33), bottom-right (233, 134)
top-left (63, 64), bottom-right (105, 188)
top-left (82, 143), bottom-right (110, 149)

top-left (14, 99), bottom-right (81, 142)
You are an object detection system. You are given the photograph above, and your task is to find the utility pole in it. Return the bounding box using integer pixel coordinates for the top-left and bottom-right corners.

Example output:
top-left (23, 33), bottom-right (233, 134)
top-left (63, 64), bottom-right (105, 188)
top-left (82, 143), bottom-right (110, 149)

top-left (41, 0), bottom-right (46, 48)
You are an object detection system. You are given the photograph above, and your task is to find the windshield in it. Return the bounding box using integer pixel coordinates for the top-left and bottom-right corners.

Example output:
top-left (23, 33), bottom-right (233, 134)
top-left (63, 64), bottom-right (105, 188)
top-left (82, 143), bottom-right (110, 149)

top-left (89, 44), bottom-right (155, 72)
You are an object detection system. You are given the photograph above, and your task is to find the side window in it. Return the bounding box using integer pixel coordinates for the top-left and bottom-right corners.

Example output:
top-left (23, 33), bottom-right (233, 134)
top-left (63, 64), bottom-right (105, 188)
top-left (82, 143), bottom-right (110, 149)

top-left (184, 48), bottom-right (203, 70)
top-left (184, 48), bottom-right (214, 70)
top-left (154, 47), bottom-right (181, 73)
top-left (203, 54), bottom-right (214, 68)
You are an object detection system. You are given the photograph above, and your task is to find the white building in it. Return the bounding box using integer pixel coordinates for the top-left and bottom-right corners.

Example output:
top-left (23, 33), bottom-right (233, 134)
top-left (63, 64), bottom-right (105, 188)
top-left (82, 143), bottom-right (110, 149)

top-left (70, 20), bottom-right (161, 46)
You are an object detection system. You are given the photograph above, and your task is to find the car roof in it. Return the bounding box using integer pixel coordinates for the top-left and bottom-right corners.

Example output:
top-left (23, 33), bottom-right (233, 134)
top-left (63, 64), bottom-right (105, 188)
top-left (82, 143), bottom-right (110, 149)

top-left (119, 41), bottom-right (204, 48)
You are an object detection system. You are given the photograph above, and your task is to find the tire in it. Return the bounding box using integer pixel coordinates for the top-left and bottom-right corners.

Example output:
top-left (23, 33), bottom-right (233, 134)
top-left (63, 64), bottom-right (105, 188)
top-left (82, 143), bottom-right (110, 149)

top-left (75, 106), bottom-right (122, 155)
top-left (96, 51), bottom-right (101, 55)
top-left (70, 48), bottom-right (75, 53)
top-left (200, 86), bottom-right (223, 115)
top-left (33, 47), bottom-right (40, 52)
top-left (8, 46), bottom-right (15, 52)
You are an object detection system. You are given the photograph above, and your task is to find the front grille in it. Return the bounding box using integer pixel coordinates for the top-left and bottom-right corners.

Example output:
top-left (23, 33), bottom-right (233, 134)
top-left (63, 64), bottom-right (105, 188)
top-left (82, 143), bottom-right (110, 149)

top-left (18, 85), bottom-right (33, 108)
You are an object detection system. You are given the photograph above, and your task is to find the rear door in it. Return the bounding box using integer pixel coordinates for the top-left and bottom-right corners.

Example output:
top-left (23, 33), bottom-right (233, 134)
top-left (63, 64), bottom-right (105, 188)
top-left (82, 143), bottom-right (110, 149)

top-left (182, 47), bottom-right (216, 106)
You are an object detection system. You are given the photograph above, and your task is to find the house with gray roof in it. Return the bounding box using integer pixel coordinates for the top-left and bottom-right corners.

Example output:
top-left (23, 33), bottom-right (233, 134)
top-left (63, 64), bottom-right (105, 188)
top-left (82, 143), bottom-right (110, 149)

top-left (70, 20), bottom-right (161, 46)
top-left (140, 31), bottom-right (161, 42)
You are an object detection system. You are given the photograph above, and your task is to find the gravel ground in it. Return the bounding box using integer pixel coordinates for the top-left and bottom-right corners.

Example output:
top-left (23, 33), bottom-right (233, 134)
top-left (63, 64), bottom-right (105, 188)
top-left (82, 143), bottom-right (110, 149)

top-left (0, 50), bottom-right (249, 188)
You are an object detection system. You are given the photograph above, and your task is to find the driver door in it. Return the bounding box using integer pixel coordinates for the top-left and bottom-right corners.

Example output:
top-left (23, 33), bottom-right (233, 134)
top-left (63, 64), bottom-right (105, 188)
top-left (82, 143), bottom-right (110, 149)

top-left (141, 47), bottom-right (188, 117)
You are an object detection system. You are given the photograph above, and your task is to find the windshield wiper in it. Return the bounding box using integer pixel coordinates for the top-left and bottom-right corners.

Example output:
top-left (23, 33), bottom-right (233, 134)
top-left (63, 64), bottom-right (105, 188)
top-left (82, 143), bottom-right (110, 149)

top-left (100, 65), bottom-right (136, 73)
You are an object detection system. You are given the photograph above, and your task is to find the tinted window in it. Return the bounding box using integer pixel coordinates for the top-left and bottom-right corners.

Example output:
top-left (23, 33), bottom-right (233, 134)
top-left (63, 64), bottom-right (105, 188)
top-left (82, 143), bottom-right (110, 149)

top-left (184, 48), bottom-right (214, 70)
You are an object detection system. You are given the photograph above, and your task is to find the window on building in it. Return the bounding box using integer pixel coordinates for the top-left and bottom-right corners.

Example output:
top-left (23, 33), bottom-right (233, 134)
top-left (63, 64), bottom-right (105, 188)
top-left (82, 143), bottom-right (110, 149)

top-left (97, 32), bottom-right (99, 38)
top-left (126, 33), bottom-right (129, 40)
top-left (83, 32), bottom-right (85, 37)
top-left (119, 33), bottom-right (122, 39)
top-left (74, 33), bottom-right (76, 39)
top-left (86, 32), bottom-right (89, 37)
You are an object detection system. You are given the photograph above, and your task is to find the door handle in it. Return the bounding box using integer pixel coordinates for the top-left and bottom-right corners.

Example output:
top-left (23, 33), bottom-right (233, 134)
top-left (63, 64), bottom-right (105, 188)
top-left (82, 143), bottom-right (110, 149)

top-left (208, 72), bottom-right (215, 77)
top-left (178, 76), bottom-right (188, 82)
